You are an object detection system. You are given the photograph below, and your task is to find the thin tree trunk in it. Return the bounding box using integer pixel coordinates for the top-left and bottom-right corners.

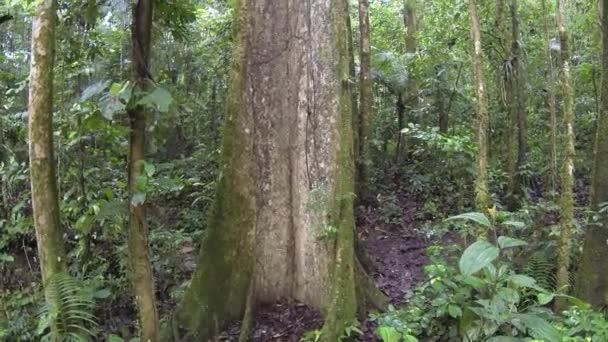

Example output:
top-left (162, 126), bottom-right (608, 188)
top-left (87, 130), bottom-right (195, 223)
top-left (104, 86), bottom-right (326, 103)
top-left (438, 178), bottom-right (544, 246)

top-left (358, 0), bottom-right (372, 200)
top-left (394, 93), bottom-right (405, 163)
top-left (511, 0), bottom-right (528, 197)
top-left (556, 0), bottom-right (575, 311)
top-left (542, 0), bottom-right (558, 195)
top-left (171, 1), bottom-right (383, 340)
top-left (398, 0), bottom-right (417, 162)
top-left (27, 0), bottom-right (67, 315)
top-left (468, 0), bottom-right (491, 213)
top-left (496, 0), bottom-right (517, 210)
top-left (127, 0), bottom-right (159, 340)
top-left (436, 65), bottom-right (448, 134)
top-left (346, 3), bottom-right (360, 187)
top-left (577, 0), bottom-right (608, 309)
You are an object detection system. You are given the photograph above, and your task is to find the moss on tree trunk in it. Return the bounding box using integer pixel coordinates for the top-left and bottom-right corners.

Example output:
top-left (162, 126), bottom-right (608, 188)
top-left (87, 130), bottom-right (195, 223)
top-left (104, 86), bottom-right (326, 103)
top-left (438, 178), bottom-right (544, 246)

top-left (556, 0), bottom-right (575, 311)
top-left (357, 0), bottom-right (372, 201)
top-left (577, 0), bottom-right (608, 309)
top-left (27, 0), bottom-right (67, 301)
top-left (170, 0), bottom-right (376, 340)
top-left (468, 0), bottom-right (492, 213)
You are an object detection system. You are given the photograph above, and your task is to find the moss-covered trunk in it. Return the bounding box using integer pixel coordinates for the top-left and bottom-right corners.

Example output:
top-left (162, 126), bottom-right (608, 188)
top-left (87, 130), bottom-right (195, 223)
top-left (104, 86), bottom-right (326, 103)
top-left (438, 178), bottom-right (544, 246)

top-left (126, 0), bottom-right (159, 340)
top-left (511, 0), bottom-right (528, 202)
top-left (542, 0), bottom-right (558, 195)
top-left (577, 0), bottom-right (608, 309)
top-left (27, 0), bottom-right (67, 295)
top-left (556, 0), bottom-right (575, 311)
top-left (468, 0), bottom-right (491, 212)
top-left (357, 0), bottom-right (372, 200)
top-left (173, 0), bottom-right (364, 340)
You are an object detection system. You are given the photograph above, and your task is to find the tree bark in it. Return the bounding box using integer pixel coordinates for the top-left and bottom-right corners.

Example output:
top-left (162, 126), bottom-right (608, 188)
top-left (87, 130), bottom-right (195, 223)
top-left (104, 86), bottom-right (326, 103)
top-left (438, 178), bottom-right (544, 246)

top-left (357, 0), bottom-right (372, 200)
top-left (397, 0), bottom-right (418, 162)
top-left (556, 0), bottom-right (575, 311)
top-left (127, 0), bottom-right (159, 340)
top-left (577, 0), bottom-right (608, 309)
top-left (511, 0), bottom-right (527, 199)
top-left (542, 0), bottom-right (558, 195)
top-left (346, 3), bottom-right (359, 179)
top-left (172, 0), bottom-right (373, 340)
top-left (468, 0), bottom-right (491, 213)
top-left (496, 0), bottom-right (517, 210)
top-left (436, 65), bottom-right (448, 134)
top-left (28, 0), bottom-right (67, 292)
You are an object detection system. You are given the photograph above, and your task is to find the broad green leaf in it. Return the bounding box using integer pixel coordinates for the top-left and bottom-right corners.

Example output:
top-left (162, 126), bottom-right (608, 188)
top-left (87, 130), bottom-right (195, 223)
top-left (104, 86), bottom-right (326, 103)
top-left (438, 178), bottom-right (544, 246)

top-left (107, 335), bottom-right (124, 342)
top-left (508, 274), bottom-right (538, 289)
top-left (131, 192), bottom-right (146, 206)
top-left (404, 335), bottom-right (418, 342)
top-left (144, 162), bottom-right (155, 177)
top-left (459, 240), bottom-right (499, 276)
top-left (92, 289), bottom-right (111, 299)
top-left (376, 326), bottom-right (401, 342)
top-left (445, 212), bottom-right (491, 227)
top-left (137, 86), bottom-right (173, 112)
top-left (488, 337), bottom-right (523, 342)
top-left (497, 236), bottom-right (527, 249)
top-left (515, 313), bottom-right (561, 342)
top-left (81, 80), bottom-right (110, 101)
top-left (448, 304), bottom-right (462, 318)
top-left (501, 220), bottom-right (525, 228)
top-left (538, 292), bottom-right (555, 305)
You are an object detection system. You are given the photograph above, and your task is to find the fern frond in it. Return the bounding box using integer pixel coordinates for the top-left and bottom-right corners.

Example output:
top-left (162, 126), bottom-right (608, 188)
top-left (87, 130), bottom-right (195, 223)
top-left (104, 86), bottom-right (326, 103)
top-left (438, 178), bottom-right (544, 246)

top-left (38, 272), bottom-right (98, 341)
top-left (524, 250), bottom-right (557, 291)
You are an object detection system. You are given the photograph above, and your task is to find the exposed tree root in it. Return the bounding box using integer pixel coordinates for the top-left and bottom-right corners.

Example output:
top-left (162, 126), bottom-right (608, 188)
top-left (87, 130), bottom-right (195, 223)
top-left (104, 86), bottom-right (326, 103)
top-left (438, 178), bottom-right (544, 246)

top-left (238, 279), bottom-right (256, 342)
top-left (355, 257), bottom-right (389, 316)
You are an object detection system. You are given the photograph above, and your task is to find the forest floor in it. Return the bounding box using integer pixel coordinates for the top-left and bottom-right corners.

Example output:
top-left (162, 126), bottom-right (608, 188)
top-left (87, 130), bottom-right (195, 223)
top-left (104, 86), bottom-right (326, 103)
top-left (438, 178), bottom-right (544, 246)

top-left (221, 187), bottom-right (430, 341)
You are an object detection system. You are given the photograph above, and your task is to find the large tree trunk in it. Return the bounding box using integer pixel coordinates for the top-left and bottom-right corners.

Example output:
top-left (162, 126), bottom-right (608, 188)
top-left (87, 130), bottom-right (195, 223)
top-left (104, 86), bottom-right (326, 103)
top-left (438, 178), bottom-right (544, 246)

top-left (577, 0), bottom-right (608, 309)
top-left (467, 0), bottom-right (491, 213)
top-left (172, 0), bottom-right (374, 340)
top-left (357, 0), bottom-right (372, 200)
top-left (542, 0), bottom-right (558, 195)
top-left (27, 0), bottom-right (67, 297)
top-left (556, 0), bottom-right (575, 311)
top-left (126, 0), bottom-right (159, 340)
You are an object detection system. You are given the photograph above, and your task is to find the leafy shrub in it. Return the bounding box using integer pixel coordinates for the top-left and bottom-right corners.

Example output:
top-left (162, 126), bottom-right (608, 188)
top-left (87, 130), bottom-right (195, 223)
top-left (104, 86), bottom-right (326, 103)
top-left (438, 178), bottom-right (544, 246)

top-left (374, 236), bottom-right (563, 341)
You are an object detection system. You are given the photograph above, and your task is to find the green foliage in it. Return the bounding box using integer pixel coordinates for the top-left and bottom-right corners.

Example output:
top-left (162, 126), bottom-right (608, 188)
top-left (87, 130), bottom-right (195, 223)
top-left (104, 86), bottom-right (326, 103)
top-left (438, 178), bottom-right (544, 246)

top-left (37, 273), bottom-right (104, 341)
top-left (373, 237), bottom-right (566, 341)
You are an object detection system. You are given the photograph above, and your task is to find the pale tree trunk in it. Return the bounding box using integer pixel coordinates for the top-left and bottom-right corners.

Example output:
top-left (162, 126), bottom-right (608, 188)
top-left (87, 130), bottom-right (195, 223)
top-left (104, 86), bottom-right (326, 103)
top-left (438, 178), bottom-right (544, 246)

top-left (468, 0), bottom-right (492, 213)
top-left (28, 0), bottom-right (67, 294)
top-left (397, 0), bottom-right (417, 162)
top-left (127, 0), bottom-right (159, 340)
top-left (542, 0), bottom-right (558, 195)
top-left (358, 0), bottom-right (372, 200)
top-left (556, 0), bottom-right (575, 311)
top-left (577, 0), bottom-right (608, 309)
top-left (171, 0), bottom-right (382, 340)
